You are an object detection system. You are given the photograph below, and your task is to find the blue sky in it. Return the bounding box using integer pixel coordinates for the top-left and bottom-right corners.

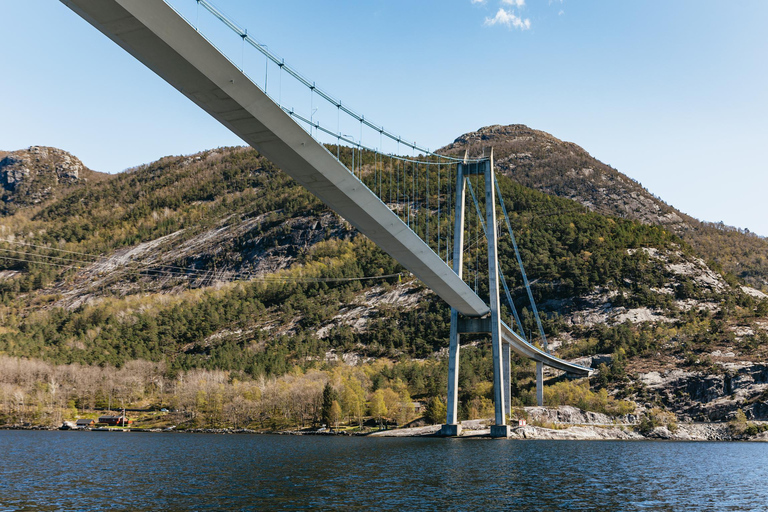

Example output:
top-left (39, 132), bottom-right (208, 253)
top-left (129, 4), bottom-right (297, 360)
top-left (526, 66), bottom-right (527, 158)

top-left (2, 0), bottom-right (767, 235)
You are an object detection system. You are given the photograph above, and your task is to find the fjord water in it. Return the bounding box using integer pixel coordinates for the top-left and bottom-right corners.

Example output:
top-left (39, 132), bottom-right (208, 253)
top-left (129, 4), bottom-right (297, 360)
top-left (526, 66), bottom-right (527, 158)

top-left (2, 431), bottom-right (766, 511)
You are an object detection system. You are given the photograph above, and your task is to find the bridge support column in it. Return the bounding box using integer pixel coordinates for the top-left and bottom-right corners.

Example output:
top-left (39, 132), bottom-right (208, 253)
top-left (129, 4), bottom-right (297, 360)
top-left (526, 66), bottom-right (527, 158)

top-left (443, 155), bottom-right (467, 436)
top-left (442, 308), bottom-right (462, 437)
top-left (485, 154), bottom-right (508, 437)
top-left (503, 341), bottom-right (511, 419)
top-left (536, 361), bottom-right (544, 406)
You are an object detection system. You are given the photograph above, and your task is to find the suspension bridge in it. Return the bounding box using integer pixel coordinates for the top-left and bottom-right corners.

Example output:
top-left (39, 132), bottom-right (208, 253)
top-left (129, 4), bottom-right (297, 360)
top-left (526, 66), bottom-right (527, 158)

top-left (59, 0), bottom-right (590, 437)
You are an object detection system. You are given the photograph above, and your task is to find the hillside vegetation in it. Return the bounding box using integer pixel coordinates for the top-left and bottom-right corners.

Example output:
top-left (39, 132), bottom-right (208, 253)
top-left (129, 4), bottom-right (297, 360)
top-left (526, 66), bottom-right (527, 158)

top-left (0, 127), bottom-right (767, 430)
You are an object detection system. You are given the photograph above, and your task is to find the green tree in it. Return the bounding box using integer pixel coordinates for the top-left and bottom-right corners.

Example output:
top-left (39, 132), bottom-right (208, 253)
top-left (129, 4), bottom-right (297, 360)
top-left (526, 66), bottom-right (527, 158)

top-left (425, 396), bottom-right (447, 425)
top-left (329, 400), bottom-right (342, 431)
top-left (321, 382), bottom-right (339, 428)
top-left (341, 377), bottom-right (366, 427)
top-left (369, 389), bottom-right (387, 428)
top-left (380, 387), bottom-right (401, 426)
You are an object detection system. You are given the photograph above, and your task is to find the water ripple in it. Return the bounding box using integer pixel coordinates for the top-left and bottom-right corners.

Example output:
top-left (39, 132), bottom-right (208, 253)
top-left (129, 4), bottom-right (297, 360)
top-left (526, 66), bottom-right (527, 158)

top-left (1, 432), bottom-right (767, 511)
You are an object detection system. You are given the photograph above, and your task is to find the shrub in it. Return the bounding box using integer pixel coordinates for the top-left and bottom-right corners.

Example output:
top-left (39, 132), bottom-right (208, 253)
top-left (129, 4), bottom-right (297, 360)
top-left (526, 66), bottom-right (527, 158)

top-left (638, 407), bottom-right (677, 434)
top-left (544, 379), bottom-right (636, 417)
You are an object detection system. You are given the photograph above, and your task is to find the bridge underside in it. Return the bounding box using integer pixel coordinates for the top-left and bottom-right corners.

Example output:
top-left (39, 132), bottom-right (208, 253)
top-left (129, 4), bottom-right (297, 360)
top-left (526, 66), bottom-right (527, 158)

top-left (62, 0), bottom-right (488, 318)
top-left (60, 0), bottom-right (590, 395)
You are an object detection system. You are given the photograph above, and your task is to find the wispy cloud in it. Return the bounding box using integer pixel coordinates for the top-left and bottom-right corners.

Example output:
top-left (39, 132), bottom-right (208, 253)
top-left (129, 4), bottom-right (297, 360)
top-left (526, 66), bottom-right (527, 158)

top-left (471, 0), bottom-right (487, 4)
top-left (501, 0), bottom-right (525, 7)
top-left (484, 7), bottom-right (531, 30)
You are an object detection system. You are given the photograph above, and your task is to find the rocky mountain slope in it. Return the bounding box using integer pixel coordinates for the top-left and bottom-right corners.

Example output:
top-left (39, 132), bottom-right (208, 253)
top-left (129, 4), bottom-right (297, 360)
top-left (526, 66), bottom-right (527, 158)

top-left (0, 146), bottom-right (106, 214)
top-left (0, 130), bottom-right (766, 425)
top-left (441, 125), bottom-right (768, 291)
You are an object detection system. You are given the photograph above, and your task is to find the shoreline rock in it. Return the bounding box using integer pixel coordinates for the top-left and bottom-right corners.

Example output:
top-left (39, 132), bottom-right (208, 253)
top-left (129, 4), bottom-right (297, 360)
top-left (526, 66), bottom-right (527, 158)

top-left (2, 418), bottom-right (765, 441)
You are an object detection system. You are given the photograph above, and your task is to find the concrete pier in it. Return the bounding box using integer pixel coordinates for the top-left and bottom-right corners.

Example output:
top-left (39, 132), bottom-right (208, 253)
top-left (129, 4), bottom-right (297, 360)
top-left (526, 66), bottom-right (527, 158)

top-left (490, 425), bottom-right (512, 438)
top-left (440, 424), bottom-right (463, 437)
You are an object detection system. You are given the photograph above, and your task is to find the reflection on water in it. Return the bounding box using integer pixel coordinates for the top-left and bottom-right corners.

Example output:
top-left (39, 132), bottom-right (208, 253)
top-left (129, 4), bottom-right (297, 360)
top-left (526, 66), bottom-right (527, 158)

top-left (1, 431), bottom-right (766, 511)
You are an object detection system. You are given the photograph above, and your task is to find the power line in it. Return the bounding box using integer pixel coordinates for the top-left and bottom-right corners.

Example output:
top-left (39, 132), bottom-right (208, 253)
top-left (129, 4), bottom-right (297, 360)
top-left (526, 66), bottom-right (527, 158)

top-left (0, 245), bottom-right (407, 285)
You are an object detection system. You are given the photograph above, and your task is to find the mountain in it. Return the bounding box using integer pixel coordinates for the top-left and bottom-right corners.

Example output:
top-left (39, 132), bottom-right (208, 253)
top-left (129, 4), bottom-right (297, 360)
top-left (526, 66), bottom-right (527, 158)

top-left (441, 125), bottom-right (768, 291)
top-left (0, 146), bottom-right (107, 214)
top-left (0, 128), bottom-right (766, 430)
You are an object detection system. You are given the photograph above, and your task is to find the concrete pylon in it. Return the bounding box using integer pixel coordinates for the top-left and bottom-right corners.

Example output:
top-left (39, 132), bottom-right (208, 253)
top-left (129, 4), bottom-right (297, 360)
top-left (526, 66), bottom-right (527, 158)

top-left (503, 341), bottom-right (511, 418)
top-left (485, 152), bottom-right (510, 438)
top-left (441, 157), bottom-right (467, 438)
top-left (536, 361), bottom-right (544, 407)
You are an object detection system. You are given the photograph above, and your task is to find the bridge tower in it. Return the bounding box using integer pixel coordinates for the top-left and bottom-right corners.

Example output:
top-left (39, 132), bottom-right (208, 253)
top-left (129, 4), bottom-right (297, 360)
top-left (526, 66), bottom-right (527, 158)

top-left (441, 151), bottom-right (512, 438)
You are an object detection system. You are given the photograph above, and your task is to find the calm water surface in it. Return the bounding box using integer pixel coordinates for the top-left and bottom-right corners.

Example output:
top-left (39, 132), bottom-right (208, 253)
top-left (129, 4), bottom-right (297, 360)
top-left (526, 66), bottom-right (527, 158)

top-left (1, 430), bottom-right (767, 511)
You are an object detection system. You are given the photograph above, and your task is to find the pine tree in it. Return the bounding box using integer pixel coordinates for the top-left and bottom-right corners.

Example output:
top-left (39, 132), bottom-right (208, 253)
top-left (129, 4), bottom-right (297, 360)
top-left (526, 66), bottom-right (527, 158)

top-left (321, 382), bottom-right (339, 428)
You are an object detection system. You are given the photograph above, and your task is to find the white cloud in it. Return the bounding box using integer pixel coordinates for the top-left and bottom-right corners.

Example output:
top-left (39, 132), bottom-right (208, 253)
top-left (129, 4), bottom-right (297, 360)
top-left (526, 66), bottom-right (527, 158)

top-left (471, 0), bottom-right (487, 4)
top-left (484, 8), bottom-right (531, 30)
top-left (501, 0), bottom-right (526, 7)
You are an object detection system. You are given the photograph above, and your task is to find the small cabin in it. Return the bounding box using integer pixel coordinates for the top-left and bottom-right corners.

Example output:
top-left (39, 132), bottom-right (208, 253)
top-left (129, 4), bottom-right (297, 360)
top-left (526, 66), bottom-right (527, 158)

top-left (98, 415), bottom-right (132, 426)
top-left (76, 419), bottom-right (96, 428)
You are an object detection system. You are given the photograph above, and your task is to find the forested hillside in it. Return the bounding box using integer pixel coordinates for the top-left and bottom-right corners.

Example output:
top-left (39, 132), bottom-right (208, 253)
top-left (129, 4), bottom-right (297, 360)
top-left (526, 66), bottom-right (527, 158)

top-left (1, 127), bottom-right (766, 430)
top-left (441, 125), bottom-right (768, 291)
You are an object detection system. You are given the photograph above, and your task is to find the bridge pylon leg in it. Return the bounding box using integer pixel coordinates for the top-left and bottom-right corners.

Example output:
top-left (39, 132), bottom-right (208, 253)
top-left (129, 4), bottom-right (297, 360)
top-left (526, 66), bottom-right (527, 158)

top-left (485, 154), bottom-right (510, 438)
top-left (442, 308), bottom-right (462, 437)
top-left (442, 157), bottom-right (467, 437)
top-left (536, 361), bottom-right (544, 407)
top-left (503, 341), bottom-right (511, 419)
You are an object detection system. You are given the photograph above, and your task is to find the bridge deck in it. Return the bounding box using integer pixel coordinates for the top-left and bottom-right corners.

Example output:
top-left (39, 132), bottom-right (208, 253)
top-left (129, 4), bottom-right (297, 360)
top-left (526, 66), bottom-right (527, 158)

top-left (61, 0), bottom-right (489, 318)
top-left (501, 322), bottom-right (590, 376)
top-left (60, 0), bottom-right (591, 375)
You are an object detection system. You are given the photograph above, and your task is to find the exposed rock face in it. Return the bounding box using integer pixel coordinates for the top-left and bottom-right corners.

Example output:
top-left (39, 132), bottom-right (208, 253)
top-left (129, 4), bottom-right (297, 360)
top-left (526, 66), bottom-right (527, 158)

top-left (52, 210), bottom-right (355, 309)
top-left (639, 364), bottom-right (768, 421)
top-left (526, 405), bottom-right (638, 425)
top-left (316, 283), bottom-right (426, 339)
top-left (512, 425), bottom-right (644, 440)
top-left (0, 146), bottom-right (89, 209)
top-left (546, 245), bottom-right (728, 331)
